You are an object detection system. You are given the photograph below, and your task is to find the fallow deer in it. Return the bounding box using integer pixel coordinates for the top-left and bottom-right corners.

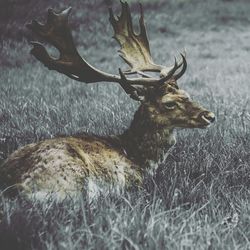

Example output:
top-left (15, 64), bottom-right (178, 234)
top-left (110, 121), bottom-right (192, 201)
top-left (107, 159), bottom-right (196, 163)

top-left (0, 2), bottom-right (215, 200)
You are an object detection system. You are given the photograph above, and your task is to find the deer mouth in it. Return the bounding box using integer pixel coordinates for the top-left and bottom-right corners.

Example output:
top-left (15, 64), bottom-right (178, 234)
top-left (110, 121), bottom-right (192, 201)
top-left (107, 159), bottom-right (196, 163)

top-left (199, 112), bottom-right (215, 128)
top-left (201, 115), bottom-right (212, 126)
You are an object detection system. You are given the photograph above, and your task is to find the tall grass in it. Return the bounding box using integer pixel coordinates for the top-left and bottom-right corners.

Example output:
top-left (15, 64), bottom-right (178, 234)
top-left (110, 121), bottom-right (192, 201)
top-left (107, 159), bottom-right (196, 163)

top-left (0, 0), bottom-right (250, 249)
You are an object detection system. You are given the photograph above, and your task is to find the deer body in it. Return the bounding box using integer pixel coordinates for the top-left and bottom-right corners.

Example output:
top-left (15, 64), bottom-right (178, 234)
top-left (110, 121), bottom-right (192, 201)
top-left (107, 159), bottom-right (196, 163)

top-left (1, 135), bottom-right (141, 199)
top-left (0, 104), bottom-right (176, 199)
top-left (0, 2), bottom-right (215, 199)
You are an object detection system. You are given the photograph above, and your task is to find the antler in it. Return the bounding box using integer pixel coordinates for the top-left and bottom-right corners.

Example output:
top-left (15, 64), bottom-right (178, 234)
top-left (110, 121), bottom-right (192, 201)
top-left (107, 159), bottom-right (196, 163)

top-left (26, 2), bottom-right (186, 101)
top-left (109, 2), bottom-right (161, 73)
top-left (109, 1), bottom-right (186, 78)
top-left (26, 7), bottom-right (120, 83)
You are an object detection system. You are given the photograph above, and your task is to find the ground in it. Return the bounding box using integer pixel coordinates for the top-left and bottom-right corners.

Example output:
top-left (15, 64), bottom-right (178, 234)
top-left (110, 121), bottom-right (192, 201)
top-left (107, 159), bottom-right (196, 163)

top-left (0, 0), bottom-right (250, 249)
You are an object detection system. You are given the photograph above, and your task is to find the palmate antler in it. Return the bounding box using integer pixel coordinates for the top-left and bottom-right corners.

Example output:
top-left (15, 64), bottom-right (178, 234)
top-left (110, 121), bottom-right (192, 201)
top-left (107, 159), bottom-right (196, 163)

top-left (109, 1), bottom-right (186, 79)
top-left (26, 1), bottom-right (187, 101)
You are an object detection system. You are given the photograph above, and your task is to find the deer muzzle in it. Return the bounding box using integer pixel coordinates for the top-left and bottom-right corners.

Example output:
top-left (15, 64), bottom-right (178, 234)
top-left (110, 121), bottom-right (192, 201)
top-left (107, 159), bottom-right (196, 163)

top-left (199, 111), bottom-right (215, 127)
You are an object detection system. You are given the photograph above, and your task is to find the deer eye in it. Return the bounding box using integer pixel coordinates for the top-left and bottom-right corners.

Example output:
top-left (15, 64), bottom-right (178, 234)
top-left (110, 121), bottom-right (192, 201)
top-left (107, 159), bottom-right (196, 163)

top-left (165, 101), bottom-right (176, 109)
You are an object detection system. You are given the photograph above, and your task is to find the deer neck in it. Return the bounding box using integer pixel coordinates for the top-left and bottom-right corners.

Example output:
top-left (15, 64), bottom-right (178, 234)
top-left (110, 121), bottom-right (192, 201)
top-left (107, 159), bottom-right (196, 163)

top-left (120, 105), bottom-right (176, 168)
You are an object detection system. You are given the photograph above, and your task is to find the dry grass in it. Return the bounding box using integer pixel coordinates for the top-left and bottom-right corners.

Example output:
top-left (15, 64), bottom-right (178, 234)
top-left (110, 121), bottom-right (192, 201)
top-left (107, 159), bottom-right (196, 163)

top-left (0, 0), bottom-right (250, 249)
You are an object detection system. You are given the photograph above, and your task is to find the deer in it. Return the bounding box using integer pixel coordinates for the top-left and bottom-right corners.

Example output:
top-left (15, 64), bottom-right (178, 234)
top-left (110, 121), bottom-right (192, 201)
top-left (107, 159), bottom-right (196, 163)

top-left (0, 2), bottom-right (215, 200)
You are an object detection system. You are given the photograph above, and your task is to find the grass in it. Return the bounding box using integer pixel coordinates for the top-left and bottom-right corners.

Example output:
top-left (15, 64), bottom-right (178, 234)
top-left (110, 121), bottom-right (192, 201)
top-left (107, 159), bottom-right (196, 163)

top-left (0, 0), bottom-right (250, 249)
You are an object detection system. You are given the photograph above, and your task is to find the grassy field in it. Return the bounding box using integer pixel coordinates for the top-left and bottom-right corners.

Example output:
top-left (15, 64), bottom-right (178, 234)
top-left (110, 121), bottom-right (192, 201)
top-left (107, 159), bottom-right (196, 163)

top-left (0, 0), bottom-right (250, 249)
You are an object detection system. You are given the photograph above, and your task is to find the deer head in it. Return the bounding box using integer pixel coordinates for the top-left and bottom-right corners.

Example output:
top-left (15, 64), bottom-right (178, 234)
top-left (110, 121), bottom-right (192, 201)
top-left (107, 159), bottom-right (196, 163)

top-left (26, 2), bottom-right (215, 133)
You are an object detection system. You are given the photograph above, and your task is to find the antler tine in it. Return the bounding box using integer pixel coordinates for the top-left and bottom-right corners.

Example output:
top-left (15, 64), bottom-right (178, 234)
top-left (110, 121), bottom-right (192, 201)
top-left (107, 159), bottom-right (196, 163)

top-left (138, 3), bottom-right (149, 53)
top-left (159, 53), bottom-right (185, 77)
top-left (119, 69), bottom-right (145, 101)
top-left (173, 53), bottom-right (187, 80)
top-left (158, 58), bottom-right (178, 84)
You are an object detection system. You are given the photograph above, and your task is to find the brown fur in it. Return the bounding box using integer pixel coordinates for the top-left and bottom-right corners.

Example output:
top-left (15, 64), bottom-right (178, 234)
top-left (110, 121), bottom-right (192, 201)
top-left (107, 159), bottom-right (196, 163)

top-left (0, 82), bottom-right (215, 200)
top-left (0, 135), bottom-right (141, 199)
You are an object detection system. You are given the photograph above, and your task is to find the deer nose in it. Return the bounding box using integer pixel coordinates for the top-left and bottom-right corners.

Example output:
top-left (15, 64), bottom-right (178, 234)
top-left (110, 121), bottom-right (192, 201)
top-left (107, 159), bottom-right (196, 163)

top-left (199, 111), bottom-right (215, 124)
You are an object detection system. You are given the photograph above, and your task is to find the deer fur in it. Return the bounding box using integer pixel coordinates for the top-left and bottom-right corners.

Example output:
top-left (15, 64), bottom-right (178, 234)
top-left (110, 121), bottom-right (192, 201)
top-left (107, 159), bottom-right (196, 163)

top-left (0, 82), bottom-right (215, 200)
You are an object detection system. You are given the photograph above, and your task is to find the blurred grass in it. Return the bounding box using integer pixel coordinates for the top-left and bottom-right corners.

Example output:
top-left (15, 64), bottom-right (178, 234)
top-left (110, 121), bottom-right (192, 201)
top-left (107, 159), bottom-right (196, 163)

top-left (0, 0), bottom-right (250, 249)
top-left (1, 193), bottom-right (250, 249)
top-left (2, 0), bottom-right (250, 41)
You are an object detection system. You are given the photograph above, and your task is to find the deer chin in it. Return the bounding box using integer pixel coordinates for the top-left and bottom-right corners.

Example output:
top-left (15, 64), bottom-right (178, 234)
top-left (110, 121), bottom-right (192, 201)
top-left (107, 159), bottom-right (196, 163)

top-left (180, 117), bottom-right (212, 129)
top-left (199, 124), bottom-right (211, 129)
